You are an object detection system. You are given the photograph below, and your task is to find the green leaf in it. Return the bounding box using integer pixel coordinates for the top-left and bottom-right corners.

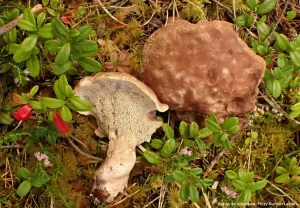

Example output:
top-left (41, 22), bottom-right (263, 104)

top-left (222, 137), bottom-right (232, 149)
top-left (0, 112), bottom-right (13, 125)
top-left (38, 26), bottom-right (54, 39)
top-left (72, 24), bottom-right (92, 41)
top-left (31, 172), bottom-right (49, 188)
top-left (290, 167), bottom-right (300, 175)
top-left (44, 40), bottom-right (64, 52)
top-left (213, 132), bottom-right (222, 147)
top-left (41, 97), bottom-right (65, 108)
top-left (189, 185), bottom-right (199, 203)
top-left (143, 151), bottom-right (162, 164)
top-left (162, 123), bottom-right (174, 139)
top-left (53, 61), bottom-right (73, 75)
top-left (221, 117), bottom-right (238, 131)
top-left (225, 170), bottom-right (238, 180)
top-left (173, 171), bottom-right (188, 182)
top-left (69, 96), bottom-right (93, 111)
top-left (290, 50), bottom-right (300, 67)
top-left (247, 0), bottom-right (258, 10)
top-left (274, 173), bottom-right (290, 184)
top-left (198, 127), bottom-right (212, 138)
top-left (42, 0), bottom-right (49, 6)
top-left (26, 54), bottom-right (40, 77)
top-left (252, 179), bottom-right (267, 191)
top-left (160, 138), bottom-right (176, 157)
top-left (256, 20), bottom-right (271, 38)
top-left (37, 12), bottom-right (46, 26)
top-left (180, 181), bottom-right (190, 202)
top-left (189, 122), bottom-right (199, 137)
top-left (238, 170), bottom-right (254, 183)
top-left (64, 85), bottom-right (73, 97)
top-left (6, 43), bottom-right (19, 54)
top-left (29, 101), bottom-right (43, 109)
top-left (23, 8), bottom-right (36, 26)
top-left (220, 133), bottom-right (228, 142)
top-left (276, 34), bottom-right (290, 51)
top-left (51, 17), bottom-right (69, 42)
top-left (290, 157), bottom-right (297, 169)
top-left (226, 125), bottom-right (240, 134)
top-left (290, 110), bottom-right (300, 119)
top-left (55, 43), bottom-right (71, 65)
top-left (54, 80), bottom-right (66, 101)
top-left (18, 20), bottom-right (37, 31)
top-left (17, 168), bottom-right (32, 179)
top-left (209, 114), bottom-right (218, 123)
top-left (20, 34), bottom-right (38, 52)
top-left (179, 121), bottom-right (189, 138)
top-left (71, 40), bottom-right (98, 57)
top-left (17, 180), bottom-right (32, 197)
top-left (205, 119), bottom-right (221, 133)
top-left (78, 57), bottom-right (103, 72)
top-left (150, 139), bottom-right (164, 149)
top-left (272, 79), bottom-right (281, 98)
top-left (277, 53), bottom-right (288, 68)
top-left (275, 166), bottom-right (288, 174)
top-left (189, 168), bottom-right (203, 175)
top-left (235, 15), bottom-right (248, 26)
top-left (292, 77), bottom-right (300, 89)
top-left (29, 85), bottom-right (39, 97)
top-left (60, 105), bottom-right (72, 122)
top-left (256, 0), bottom-right (276, 14)
top-left (69, 29), bottom-right (80, 37)
top-left (195, 138), bottom-right (206, 151)
top-left (286, 10), bottom-right (297, 21)
top-left (163, 175), bottom-right (175, 183)
top-left (232, 180), bottom-right (247, 191)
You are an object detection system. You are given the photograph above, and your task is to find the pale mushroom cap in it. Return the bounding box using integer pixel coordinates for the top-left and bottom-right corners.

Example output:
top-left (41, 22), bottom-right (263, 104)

top-left (74, 72), bottom-right (169, 144)
top-left (139, 20), bottom-right (266, 118)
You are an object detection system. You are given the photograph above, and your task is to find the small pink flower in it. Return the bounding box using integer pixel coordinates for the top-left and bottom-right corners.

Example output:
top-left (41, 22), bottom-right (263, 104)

top-left (34, 152), bottom-right (51, 167)
top-left (24, 69), bottom-right (30, 75)
top-left (221, 186), bottom-right (238, 198)
top-left (14, 79), bottom-right (19, 84)
top-left (179, 147), bottom-right (192, 156)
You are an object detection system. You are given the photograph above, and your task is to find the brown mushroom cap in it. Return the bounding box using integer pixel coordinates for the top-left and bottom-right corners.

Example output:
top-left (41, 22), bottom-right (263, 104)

top-left (74, 72), bottom-right (168, 203)
top-left (139, 20), bottom-right (266, 119)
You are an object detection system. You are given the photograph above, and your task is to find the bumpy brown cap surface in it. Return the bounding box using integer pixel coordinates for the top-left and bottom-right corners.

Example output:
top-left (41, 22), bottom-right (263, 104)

top-left (139, 20), bottom-right (266, 118)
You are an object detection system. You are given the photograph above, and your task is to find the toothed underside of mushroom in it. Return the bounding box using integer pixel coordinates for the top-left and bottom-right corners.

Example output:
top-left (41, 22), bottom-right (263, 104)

top-left (140, 20), bottom-right (266, 118)
top-left (74, 72), bottom-right (168, 203)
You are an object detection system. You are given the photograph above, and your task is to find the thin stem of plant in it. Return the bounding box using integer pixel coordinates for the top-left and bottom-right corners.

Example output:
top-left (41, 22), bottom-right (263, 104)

top-left (66, 137), bottom-right (103, 161)
top-left (265, 0), bottom-right (289, 41)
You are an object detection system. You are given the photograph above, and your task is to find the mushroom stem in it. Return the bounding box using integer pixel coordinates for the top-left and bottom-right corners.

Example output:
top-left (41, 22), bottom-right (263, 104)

top-left (91, 131), bottom-right (137, 204)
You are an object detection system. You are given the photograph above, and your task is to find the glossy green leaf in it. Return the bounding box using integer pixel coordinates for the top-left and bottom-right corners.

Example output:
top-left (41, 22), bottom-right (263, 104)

top-left (205, 119), bottom-right (221, 133)
top-left (277, 53), bottom-right (288, 68)
top-left (29, 85), bottom-right (39, 97)
top-left (189, 122), bottom-right (199, 137)
top-left (17, 168), bottom-right (32, 179)
top-left (72, 24), bottom-right (92, 41)
top-left (41, 97), bottom-right (65, 108)
top-left (180, 181), bottom-right (190, 202)
top-left (198, 127), bottom-right (212, 138)
top-left (42, 0), bottom-right (49, 6)
top-left (37, 12), bottom-right (46, 26)
top-left (38, 27), bottom-right (54, 39)
top-left (238, 170), bottom-right (254, 183)
top-left (54, 80), bottom-right (66, 101)
top-left (160, 138), bottom-right (176, 157)
top-left (150, 139), bottom-right (164, 149)
top-left (225, 170), bottom-right (238, 180)
top-left (226, 125), bottom-right (240, 134)
top-left (69, 29), bottom-right (80, 37)
top-left (51, 17), bottom-right (69, 42)
top-left (286, 10), bottom-right (297, 21)
top-left (64, 85), bottom-right (73, 97)
top-left (17, 180), bottom-right (32, 197)
top-left (20, 34), bottom-right (38, 53)
top-left (220, 133), bottom-right (228, 142)
top-left (78, 57), bottom-right (102, 72)
top-left (69, 96), bottom-right (93, 111)
top-left (272, 79), bottom-right (281, 98)
top-left (290, 51), bottom-right (300, 67)
top-left (256, 20), bottom-right (271, 38)
top-left (53, 61), bottom-right (73, 75)
top-left (26, 54), bottom-right (40, 77)
top-left (274, 173), bottom-right (290, 184)
top-left (163, 175), bottom-right (175, 183)
top-left (55, 43), bottom-right (70, 65)
top-left (189, 185), bottom-right (199, 203)
top-left (276, 34), bottom-right (290, 50)
top-left (276, 167), bottom-right (288, 175)
top-left (247, 0), bottom-right (258, 10)
top-left (23, 8), bottom-right (36, 26)
top-left (173, 171), bottom-right (188, 182)
top-left (162, 123), bottom-right (174, 139)
top-left (29, 101), bottom-right (43, 109)
top-left (143, 151), bottom-right (162, 164)
top-left (213, 132), bottom-right (222, 147)
top-left (252, 179), bottom-right (267, 191)
top-left (179, 121), bottom-right (189, 138)
top-left (60, 105), bottom-right (72, 122)
top-left (221, 117), bottom-right (238, 130)
top-left (290, 109), bottom-right (300, 119)
top-left (290, 157), bottom-right (297, 169)
top-left (0, 112), bottom-right (13, 125)
top-left (189, 168), bottom-right (203, 175)
top-left (71, 40), bottom-right (98, 57)
top-left (222, 137), bottom-right (232, 149)
top-left (232, 180), bottom-right (247, 191)
top-left (256, 0), bottom-right (276, 14)
top-left (6, 43), bottom-right (19, 54)
top-left (44, 40), bottom-right (64, 52)
top-left (290, 167), bottom-right (300, 175)
top-left (31, 172), bottom-right (49, 187)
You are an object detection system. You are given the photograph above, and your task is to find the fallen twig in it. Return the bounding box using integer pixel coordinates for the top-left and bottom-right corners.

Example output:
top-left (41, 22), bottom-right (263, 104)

top-left (0, 4), bottom-right (42, 36)
top-left (203, 124), bottom-right (249, 177)
top-left (66, 137), bottom-right (103, 161)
